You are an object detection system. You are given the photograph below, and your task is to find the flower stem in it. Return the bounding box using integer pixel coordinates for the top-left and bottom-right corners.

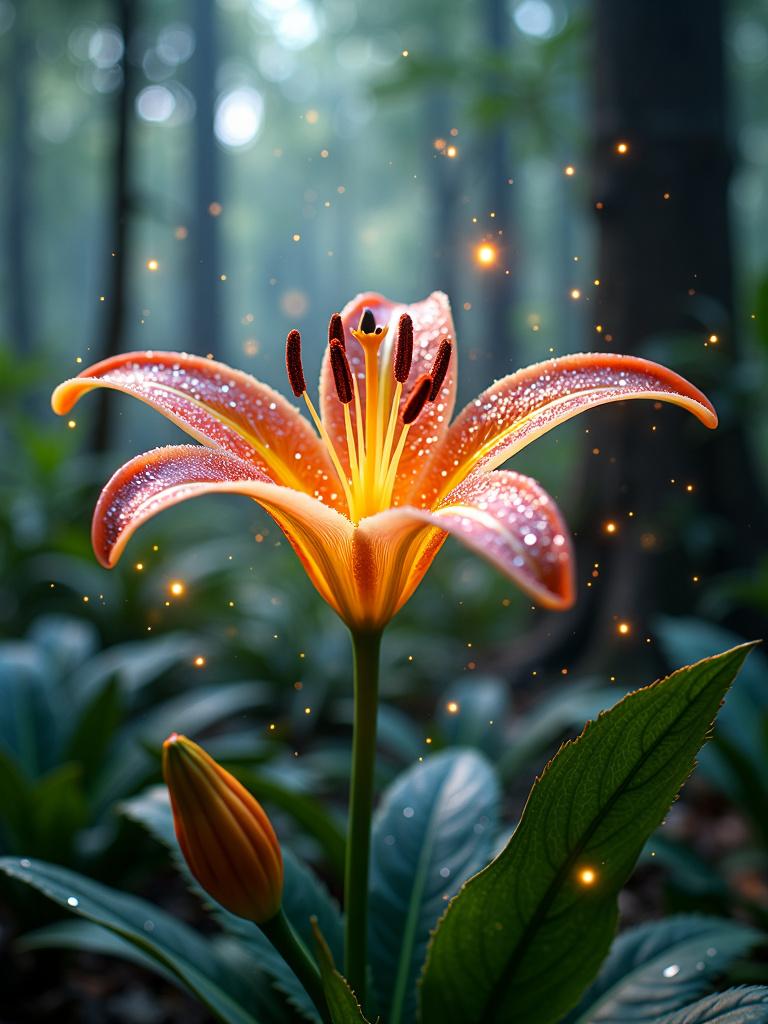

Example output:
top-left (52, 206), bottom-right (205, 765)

top-left (261, 907), bottom-right (330, 1023)
top-left (344, 629), bottom-right (382, 1005)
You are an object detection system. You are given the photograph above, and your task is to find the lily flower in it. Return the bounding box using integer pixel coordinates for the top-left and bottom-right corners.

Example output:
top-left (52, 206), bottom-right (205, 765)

top-left (52, 292), bottom-right (716, 632)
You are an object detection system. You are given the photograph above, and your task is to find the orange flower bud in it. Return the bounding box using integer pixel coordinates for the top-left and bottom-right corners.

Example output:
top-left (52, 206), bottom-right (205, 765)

top-left (162, 733), bottom-right (283, 923)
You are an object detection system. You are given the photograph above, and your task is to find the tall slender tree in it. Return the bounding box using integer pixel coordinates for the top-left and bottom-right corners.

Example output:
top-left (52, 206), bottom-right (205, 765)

top-left (92, 0), bottom-right (137, 451)
top-left (189, 0), bottom-right (220, 356)
top-left (577, 0), bottom-right (768, 662)
top-left (7, 3), bottom-right (32, 354)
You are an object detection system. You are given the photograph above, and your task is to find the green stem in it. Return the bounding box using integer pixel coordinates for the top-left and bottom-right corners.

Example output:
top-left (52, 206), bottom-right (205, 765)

top-left (344, 629), bottom-right (382, 1005)
top-left (261, 907), bottom-right (330, 1024)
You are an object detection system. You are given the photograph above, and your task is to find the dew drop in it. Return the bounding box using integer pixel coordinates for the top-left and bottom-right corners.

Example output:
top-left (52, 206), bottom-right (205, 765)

top-left (67, 896), bottom-right (79, 907)
top-left (402, 806), bottom-right (415, 818)
top-left (662, 964), bottom-right (680, 978)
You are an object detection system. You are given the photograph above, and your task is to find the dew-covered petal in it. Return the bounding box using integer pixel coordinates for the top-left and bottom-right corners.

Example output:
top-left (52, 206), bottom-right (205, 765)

top-left (52, 351), bottom-right (341, 507)
top-left (92, 444), bottom-right (357, 620)
top-left (318, 291), bottom-right (457, 499)
top-left (365, 470), bottom-right (574, 611)
top-left (414, 353), bottom-right (717, 506)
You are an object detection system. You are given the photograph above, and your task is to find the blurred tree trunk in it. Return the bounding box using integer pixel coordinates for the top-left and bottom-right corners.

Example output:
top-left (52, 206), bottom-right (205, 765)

top-left (479, 0), bottom-right (516, 372)
top-left (7, 5), bottom-right (32, 354)
top-left (189, 0), bottom-right (220, 356)
top-left (573, 0), bottom-right (768, 667)
top-left (92, 0), bottom-right (136, 451)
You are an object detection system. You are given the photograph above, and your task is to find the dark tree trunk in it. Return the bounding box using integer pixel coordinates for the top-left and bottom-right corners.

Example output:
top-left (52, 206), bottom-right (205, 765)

top-left (479, 0), bottom-right (516, 372)
top-left (8, 6), bottom-right (32, 354)
top-left (189, 0), bottom-right (220, 356)
top-left (92, 0), bottom-right (135, 451)
top-left (575, 0), bottom-right (768, 667)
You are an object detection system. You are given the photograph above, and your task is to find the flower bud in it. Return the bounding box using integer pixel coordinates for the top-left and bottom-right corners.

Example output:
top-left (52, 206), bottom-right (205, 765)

top-left (162, 733), bottom-right (283, 924)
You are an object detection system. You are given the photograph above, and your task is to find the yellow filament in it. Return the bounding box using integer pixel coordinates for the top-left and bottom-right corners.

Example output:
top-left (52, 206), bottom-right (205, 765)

top-left (380, 421), bottom-right (412, 507)
top-left (376, 380), bottom-right (403, 498)
top-left (302, 392), bottom-right (354, 513)
top-left (343, 404), bottom-right (361, 498)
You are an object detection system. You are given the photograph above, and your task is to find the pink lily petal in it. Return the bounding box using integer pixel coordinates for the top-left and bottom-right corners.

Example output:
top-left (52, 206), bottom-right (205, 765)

top-left (319, 291), bottom-right (457, 501)
top-left (363, 469), bottom-right (574, 611)
top-left (414, 353), bottom-right (718, 506)
top-left (92, 445), bottom-right (357, 620)
top-left (52, 351), bottom-right (341, 507)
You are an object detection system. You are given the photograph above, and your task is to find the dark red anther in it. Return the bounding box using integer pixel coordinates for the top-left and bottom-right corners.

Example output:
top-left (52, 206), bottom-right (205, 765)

top-left (428, 339), bottom-right (452, 401)
top-left (285, 329), bottom-right (306, 397)
top-left (394, 313), bottom-right (413, 383)
top-left (358, 308), bottom-right (376, 334)
top-left (330, 339), bottom-right (354, 404)
top-left (402, 373), bottom-right (432, 425)
top-left (328, 312), bottom-right (345, 349)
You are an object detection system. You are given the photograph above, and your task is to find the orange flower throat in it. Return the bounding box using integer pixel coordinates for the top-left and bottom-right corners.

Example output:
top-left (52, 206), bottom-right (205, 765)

top-left (286, 308), bottom-right (452, 524)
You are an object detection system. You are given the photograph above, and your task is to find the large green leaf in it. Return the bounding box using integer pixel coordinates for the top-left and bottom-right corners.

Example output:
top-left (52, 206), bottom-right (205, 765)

top-left (0, 857), bottom-right (259, 1024)
top-left (419, 644), bottom-right (755, 1024)
top-left (658, 987), bottom-right (768, 1023)
top-left (564, 916), bottom-right (762, 1022)
top-left (19, 921), bottom-right (288, 1024)
top-left (369, 749), bottom-right (499, 1024)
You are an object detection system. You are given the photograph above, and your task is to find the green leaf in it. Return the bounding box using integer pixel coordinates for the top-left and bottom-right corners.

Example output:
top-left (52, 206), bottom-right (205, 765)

top-left (0, 644), bottom-right (59, 776)
top-left (19, 921), bottom-right (288, 1024)
top-left (0, 857), bottom-right (260, 1024)
top-left (64, 676), bottom-right (124, 788)
top-left (497, 680), bottom-right (620, 781)
top-left (29, 763), bottom-right (88, 859)
top-left (369, 750), bottom-right (498, 1024)
top-left (564, 916), bottom-right (762, 1022)
top-left (311, 919), bottom-right (371, 1024)
top-left (419, 644), bottom-right (755, 1024)
top-left (18, 919), bottom-right (178, 984)
top-left (93, 681), bottom-right (268, 812)
top-left (657, 987), bottom-right (768, 1022)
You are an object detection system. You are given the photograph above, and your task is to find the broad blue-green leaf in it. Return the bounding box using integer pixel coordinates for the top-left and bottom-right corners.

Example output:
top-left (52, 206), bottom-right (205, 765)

top-left (498, 679), bottom-right (620, 781)
top-left (18, 919), bottom-right (178, 983)
top-left (656, 619), bottom-right (768, 846)
top-left (0, 643), bottom-right (59, 776)
top-left (658, 987), bottom-right (768, 1023)
top-left (639, 836), bottom-right (727, 898)
top-left (312, 919), bottom-right (371, 1024)
top-left (565, 916), bottom-right (762, 1022)
top-left (370, 750), bottom-right (499, 1024)
top-left (74, 632), bottom-right (200, 706)
top-left (437, 677), bottom-right (510, 757)
top-left (121, 786), bottom-right (342, 1023)
top-left (64, 676), bottom-right (124, 788)
top-left (0, 857), bottom-right (259, 1024)
top-left (420, 644), bottom-right (755, 1024)
top-left (93, 681), bottom-right (268, 811)
top-left (27, 614), bottom-right (99, 679)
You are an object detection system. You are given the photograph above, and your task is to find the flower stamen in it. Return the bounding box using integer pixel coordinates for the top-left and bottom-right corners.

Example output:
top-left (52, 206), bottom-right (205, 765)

top-left (429, 339), bottom-right (452, 401)
top-left (285, 329), bottom-right (306, 397)
top-left (285, 329), bottom-right (354, 512)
